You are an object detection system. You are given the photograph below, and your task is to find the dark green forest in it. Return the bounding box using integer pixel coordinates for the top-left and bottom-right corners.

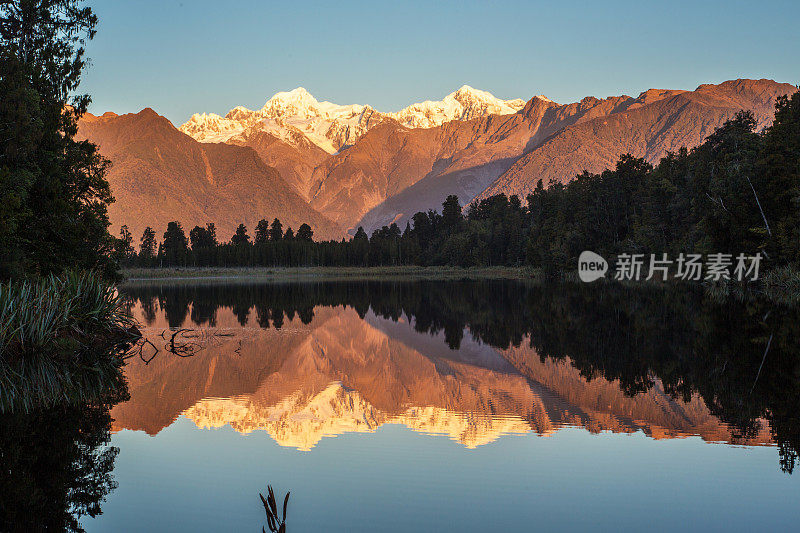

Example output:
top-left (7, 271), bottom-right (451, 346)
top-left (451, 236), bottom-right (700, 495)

top-left (0, 1), bottom-right (115, 280)
top-left (121, 94), bottom-right (800, 276)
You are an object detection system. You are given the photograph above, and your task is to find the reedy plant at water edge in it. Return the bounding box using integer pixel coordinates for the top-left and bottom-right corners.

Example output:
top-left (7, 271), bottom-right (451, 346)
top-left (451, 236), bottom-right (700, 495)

top-left (260, 485), bottom-right (289, 533)
top-left (0, 271), bottom-right (139, 410)
top-left (0, 271), bottom-right (137, 358)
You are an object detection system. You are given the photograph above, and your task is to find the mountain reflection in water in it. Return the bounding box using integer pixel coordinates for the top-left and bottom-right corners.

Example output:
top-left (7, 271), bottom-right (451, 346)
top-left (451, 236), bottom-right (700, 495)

top-left (118, 281), bottom-right (799, 471)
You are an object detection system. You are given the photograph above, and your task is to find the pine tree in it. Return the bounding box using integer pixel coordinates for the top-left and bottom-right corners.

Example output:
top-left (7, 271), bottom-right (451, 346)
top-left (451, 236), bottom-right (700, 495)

top-left (114, 225), bottom-right (134, 264)
top-left (269, 218), bottom-right (283, 242)
top-left (162, 221), bottom-right (188, 266)
top-left (139, 227), bottom-right (157, 263)
top-left (231, 223), bottom-right (250, 246)
top-left (255, 218), bottom-right (270, 244)
top-left (296, 223), bottom-right (313, 242)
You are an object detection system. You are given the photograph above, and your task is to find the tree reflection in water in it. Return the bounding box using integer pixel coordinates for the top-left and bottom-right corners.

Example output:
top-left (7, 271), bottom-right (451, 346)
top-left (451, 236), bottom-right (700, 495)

top-left (0, 384), bottom-right (128, 532)
top-left (3, 279), bottom-right (796, 531)
top-left (123, 280), bottom-right (800, 473)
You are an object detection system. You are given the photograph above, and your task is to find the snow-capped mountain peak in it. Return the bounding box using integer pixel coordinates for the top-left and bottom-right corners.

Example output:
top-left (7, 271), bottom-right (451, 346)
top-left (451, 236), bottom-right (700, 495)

top-left (179, 86), bottom-right (532, 152)
top-left (452, 84), bottom-right (516, 105)
top-left (260, 87), bottom-right (324, 118)
top-left (391, 85), bottom-right (526, 128)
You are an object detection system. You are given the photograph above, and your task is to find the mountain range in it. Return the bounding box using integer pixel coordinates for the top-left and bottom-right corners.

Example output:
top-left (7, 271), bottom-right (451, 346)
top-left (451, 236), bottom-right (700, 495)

top-left (79, 79), bottom-right (796, 240)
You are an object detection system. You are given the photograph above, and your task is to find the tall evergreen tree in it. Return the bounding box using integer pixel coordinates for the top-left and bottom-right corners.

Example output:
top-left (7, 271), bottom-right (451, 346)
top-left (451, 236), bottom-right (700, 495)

top-left (0, 1), bottom-right (114, 278)
top-left (254, 218), bottom-right (270, 244)
top-left (441, 194), bottom-right (464, 232)
top-left (296, 223), bottom-right (313, 242)
top-left (352, 226), bottom-right (369, 266)
top-left (139, 227), bottom-right (156, 261)
top-left (231, 223), bottom-right (250, 246)
top-left (113, 224), bottom-right (133, 263)
top-left (756, 93), bottom-right (800, 262)
top-left (161, 221), bottom-right (188, 266)
top-left (269, 218), bottom-right (283, 242)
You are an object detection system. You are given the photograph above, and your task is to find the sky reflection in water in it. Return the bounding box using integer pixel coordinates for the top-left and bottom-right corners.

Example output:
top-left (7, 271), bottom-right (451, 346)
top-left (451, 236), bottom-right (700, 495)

top-left (85, 281), bottom-right (800, 532)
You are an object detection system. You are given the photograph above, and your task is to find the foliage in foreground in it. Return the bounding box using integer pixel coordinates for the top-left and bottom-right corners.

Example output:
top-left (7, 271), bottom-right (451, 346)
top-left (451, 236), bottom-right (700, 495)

top-left (0, 1), bottom-right (117, 280)
top-left (0, 271), bottom-right (138, 410)
top-left (260, 485), bottom-right (290, 533)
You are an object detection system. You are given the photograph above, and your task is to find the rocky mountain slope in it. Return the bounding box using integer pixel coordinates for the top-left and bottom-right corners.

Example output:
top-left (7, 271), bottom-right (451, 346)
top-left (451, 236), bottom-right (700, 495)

top-left (354, 79), bottom-right (796, 232)
top-left (327, 93), bottom-right (634, 231)
top-left (84, 79), bottom-right (795, 238)
top-left (77, 109), bottom-right (341, 241)
top-left (479, 79), bottom-right (796, 201)
top-left (227, 126), bottom-right (329, 198)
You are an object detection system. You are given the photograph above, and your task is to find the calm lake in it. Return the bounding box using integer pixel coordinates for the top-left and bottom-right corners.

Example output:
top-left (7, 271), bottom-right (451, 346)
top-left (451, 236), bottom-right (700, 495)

top-left (61, 280), bottom-right (800, 530)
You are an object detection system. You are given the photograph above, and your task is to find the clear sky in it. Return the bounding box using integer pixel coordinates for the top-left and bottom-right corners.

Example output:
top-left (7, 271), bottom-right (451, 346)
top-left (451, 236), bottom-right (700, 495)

top-left (81, 0), bottom-right (799, 126)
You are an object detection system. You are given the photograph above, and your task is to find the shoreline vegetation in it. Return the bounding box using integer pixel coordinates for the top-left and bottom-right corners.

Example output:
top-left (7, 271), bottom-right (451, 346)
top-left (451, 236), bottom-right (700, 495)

top-left (0, 3), bottom-right (129, 415)
top-left (0, 272), bottom-right (138, 410)
top-left (120, 265), bottom-right (541, 283)
top-left (119, 264), bottom-right (800, 305)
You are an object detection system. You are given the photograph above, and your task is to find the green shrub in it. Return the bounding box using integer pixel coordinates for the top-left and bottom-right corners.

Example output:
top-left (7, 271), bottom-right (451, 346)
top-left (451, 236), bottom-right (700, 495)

top-left (0, 271), bottom-right (138, 410)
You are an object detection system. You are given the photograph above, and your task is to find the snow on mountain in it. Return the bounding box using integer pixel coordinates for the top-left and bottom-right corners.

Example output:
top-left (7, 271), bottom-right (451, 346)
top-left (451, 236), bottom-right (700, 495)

top-left (179, 86), bottom-right (528, 153)
top-left (180, 111), bottom-right (252, 144)
top-left (391, 85), bottom-right (526, 128)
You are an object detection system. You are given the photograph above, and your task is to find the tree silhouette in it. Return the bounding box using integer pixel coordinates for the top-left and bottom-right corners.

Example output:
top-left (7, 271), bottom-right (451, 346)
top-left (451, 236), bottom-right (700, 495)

top-left (231, 223), bottom-right (250, 246)
top-left (139, 227), bottom-right (157, 264)
top-left (255, 218), bottom-right (271, 244)
top-left (0, 0), bottom-right (114, 278)
top-left (269, 218), bottom-right (283, 242)
top-left (296, 223), bottom-right (313, 242)
top-left (161, 221), bottom-right (188, 266)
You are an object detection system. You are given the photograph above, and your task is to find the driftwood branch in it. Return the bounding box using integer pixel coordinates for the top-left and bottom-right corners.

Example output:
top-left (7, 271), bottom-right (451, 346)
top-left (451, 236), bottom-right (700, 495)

top-left (125, 328), bottom-right (237, 364)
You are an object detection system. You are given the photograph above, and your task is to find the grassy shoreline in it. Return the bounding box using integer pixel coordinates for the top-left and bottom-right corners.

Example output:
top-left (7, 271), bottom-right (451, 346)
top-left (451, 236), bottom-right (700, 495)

top-left (120, 265), bottom-right (541, 283)
top-left (0, 272), bottom-right (138, 410)
top-left (119, 265), bottom-right (800, 306)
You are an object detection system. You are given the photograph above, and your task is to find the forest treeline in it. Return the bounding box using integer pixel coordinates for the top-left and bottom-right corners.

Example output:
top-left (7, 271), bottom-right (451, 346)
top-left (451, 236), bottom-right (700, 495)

top-left (119, 92), bottom-right (800, 273)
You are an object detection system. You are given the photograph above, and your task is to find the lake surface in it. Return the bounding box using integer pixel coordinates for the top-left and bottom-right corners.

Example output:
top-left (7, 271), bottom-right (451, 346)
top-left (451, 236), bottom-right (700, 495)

top-left (7, 280), bottom-right (800, 531)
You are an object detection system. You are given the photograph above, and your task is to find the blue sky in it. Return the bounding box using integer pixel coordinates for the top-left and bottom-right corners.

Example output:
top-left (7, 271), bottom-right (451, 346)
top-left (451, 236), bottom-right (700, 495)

top-left (81, 0), bottom-right (799, 125)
